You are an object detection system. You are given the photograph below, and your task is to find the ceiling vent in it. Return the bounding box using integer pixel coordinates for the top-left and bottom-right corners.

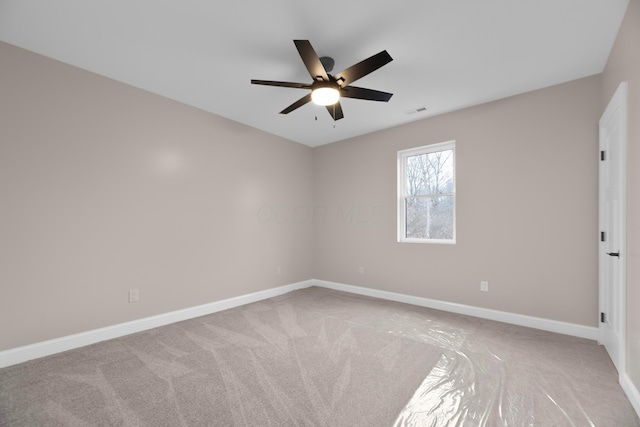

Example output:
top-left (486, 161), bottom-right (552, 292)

top-left (405, 105), bottom-right (430, 115)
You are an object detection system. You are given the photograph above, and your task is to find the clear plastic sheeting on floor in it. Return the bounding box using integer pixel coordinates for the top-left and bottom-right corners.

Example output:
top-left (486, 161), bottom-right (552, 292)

top-left (390, 316), bottom-right (634, 426)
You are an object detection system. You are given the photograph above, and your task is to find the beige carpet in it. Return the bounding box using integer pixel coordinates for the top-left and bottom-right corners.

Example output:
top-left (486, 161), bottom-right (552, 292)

top-left (1, 286), bottom-right (638, 426)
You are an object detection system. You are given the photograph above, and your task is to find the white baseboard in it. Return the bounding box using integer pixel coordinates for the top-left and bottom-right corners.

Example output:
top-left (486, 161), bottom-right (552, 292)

top-left (0, 280), bottom-right (313, 368)
top-left (311, 279), bottom-right (600, 340)
top-left (621, 372), bottom-right (640, 419)
top-left (0, 278), bottom-right (600, 369)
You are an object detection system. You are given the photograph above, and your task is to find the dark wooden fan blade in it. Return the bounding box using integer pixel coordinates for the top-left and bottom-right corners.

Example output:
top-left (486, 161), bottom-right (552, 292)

top-left (334, 50), bottom-right (393, 86)
top-left (326, 101), bottom-right (344, 121)
top-left (294, 40), bottom-right (329, 81)
top-left (251, 80), bottom-right (312, 89)
top-left (280, 93), bottom-right (313, 114)
top-left (340, 86), bottom-right (393, 102)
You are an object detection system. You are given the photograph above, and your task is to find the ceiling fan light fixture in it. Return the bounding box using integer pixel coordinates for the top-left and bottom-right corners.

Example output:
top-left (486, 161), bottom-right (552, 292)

top-left (311, 87), bottom-right (340, 106)
top-left (251, 40), bottom-right (393, 120)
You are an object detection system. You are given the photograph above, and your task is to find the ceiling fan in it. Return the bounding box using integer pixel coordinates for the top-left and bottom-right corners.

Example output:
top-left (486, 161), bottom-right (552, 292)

top-left (251, 40), bottom-right (393, 121)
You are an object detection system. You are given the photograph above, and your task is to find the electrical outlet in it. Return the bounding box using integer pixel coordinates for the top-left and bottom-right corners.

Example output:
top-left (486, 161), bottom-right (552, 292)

top-left (480, 281), bottom-right (489, 292)
top-left (128, 289), bottom-right (139, 303)
top-left (358, 266), bottom-right (365, 275)
top-left (276, 266), bottom-right (281, 275)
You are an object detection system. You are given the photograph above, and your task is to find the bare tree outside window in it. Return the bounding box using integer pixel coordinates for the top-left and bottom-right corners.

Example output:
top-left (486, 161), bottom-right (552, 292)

top-left (398, 142), bottom-right (455, 242)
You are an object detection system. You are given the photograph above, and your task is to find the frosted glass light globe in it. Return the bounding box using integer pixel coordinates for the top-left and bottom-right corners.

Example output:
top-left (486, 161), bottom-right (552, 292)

top-left (311, 87), bottom-right (340, 106)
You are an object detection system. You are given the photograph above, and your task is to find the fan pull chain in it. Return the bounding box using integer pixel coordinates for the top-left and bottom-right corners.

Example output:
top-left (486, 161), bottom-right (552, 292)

top-left (333, 105), bottom-right (336, 128)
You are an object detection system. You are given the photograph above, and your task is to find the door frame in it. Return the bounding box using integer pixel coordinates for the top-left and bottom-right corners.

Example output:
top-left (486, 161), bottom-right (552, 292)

top-left (598, 81), bottom-right (628, 375)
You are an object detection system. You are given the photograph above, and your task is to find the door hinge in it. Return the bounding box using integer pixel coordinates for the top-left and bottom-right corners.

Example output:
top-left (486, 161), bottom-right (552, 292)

top-left (600, 231), bottom-right (606, 242)
top-left (600, 150), bottom-right (606, 161)
top-left (600, 312), bottom-right (606, 323)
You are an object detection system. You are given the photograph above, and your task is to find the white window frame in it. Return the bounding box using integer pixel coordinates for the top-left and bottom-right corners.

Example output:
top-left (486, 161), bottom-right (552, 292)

top-left (397, 140), bottom-right (456, 244)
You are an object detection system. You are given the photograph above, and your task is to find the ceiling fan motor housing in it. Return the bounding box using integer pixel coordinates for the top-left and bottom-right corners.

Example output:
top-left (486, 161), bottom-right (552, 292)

top-left (319, 56), bottom-right (335, 73)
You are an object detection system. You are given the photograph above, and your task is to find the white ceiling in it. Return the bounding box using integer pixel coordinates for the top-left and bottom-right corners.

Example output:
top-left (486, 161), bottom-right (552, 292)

top-left (0, 1), bottom-right (629, 147)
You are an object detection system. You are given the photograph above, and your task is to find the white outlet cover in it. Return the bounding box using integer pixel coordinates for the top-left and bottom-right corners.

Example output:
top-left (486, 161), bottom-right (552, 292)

top-left (128, 289), bottom-right (139, 302)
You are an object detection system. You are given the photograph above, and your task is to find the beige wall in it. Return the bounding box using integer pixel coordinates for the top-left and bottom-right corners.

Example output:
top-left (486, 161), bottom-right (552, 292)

top-left (314, 75), bottom-right (601, 326)
top-left (602, 0), bottom-right (640, 395)
top-left (0, 42), bottom-right (314, 351)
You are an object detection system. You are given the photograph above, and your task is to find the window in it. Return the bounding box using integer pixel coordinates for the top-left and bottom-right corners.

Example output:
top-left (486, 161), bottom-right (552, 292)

top-left (398, 141), bottom-right (456, 243)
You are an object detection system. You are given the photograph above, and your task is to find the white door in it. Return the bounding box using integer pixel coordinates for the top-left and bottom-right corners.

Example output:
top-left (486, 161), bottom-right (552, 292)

top-left (599, 82), bottom-right (627, 375)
